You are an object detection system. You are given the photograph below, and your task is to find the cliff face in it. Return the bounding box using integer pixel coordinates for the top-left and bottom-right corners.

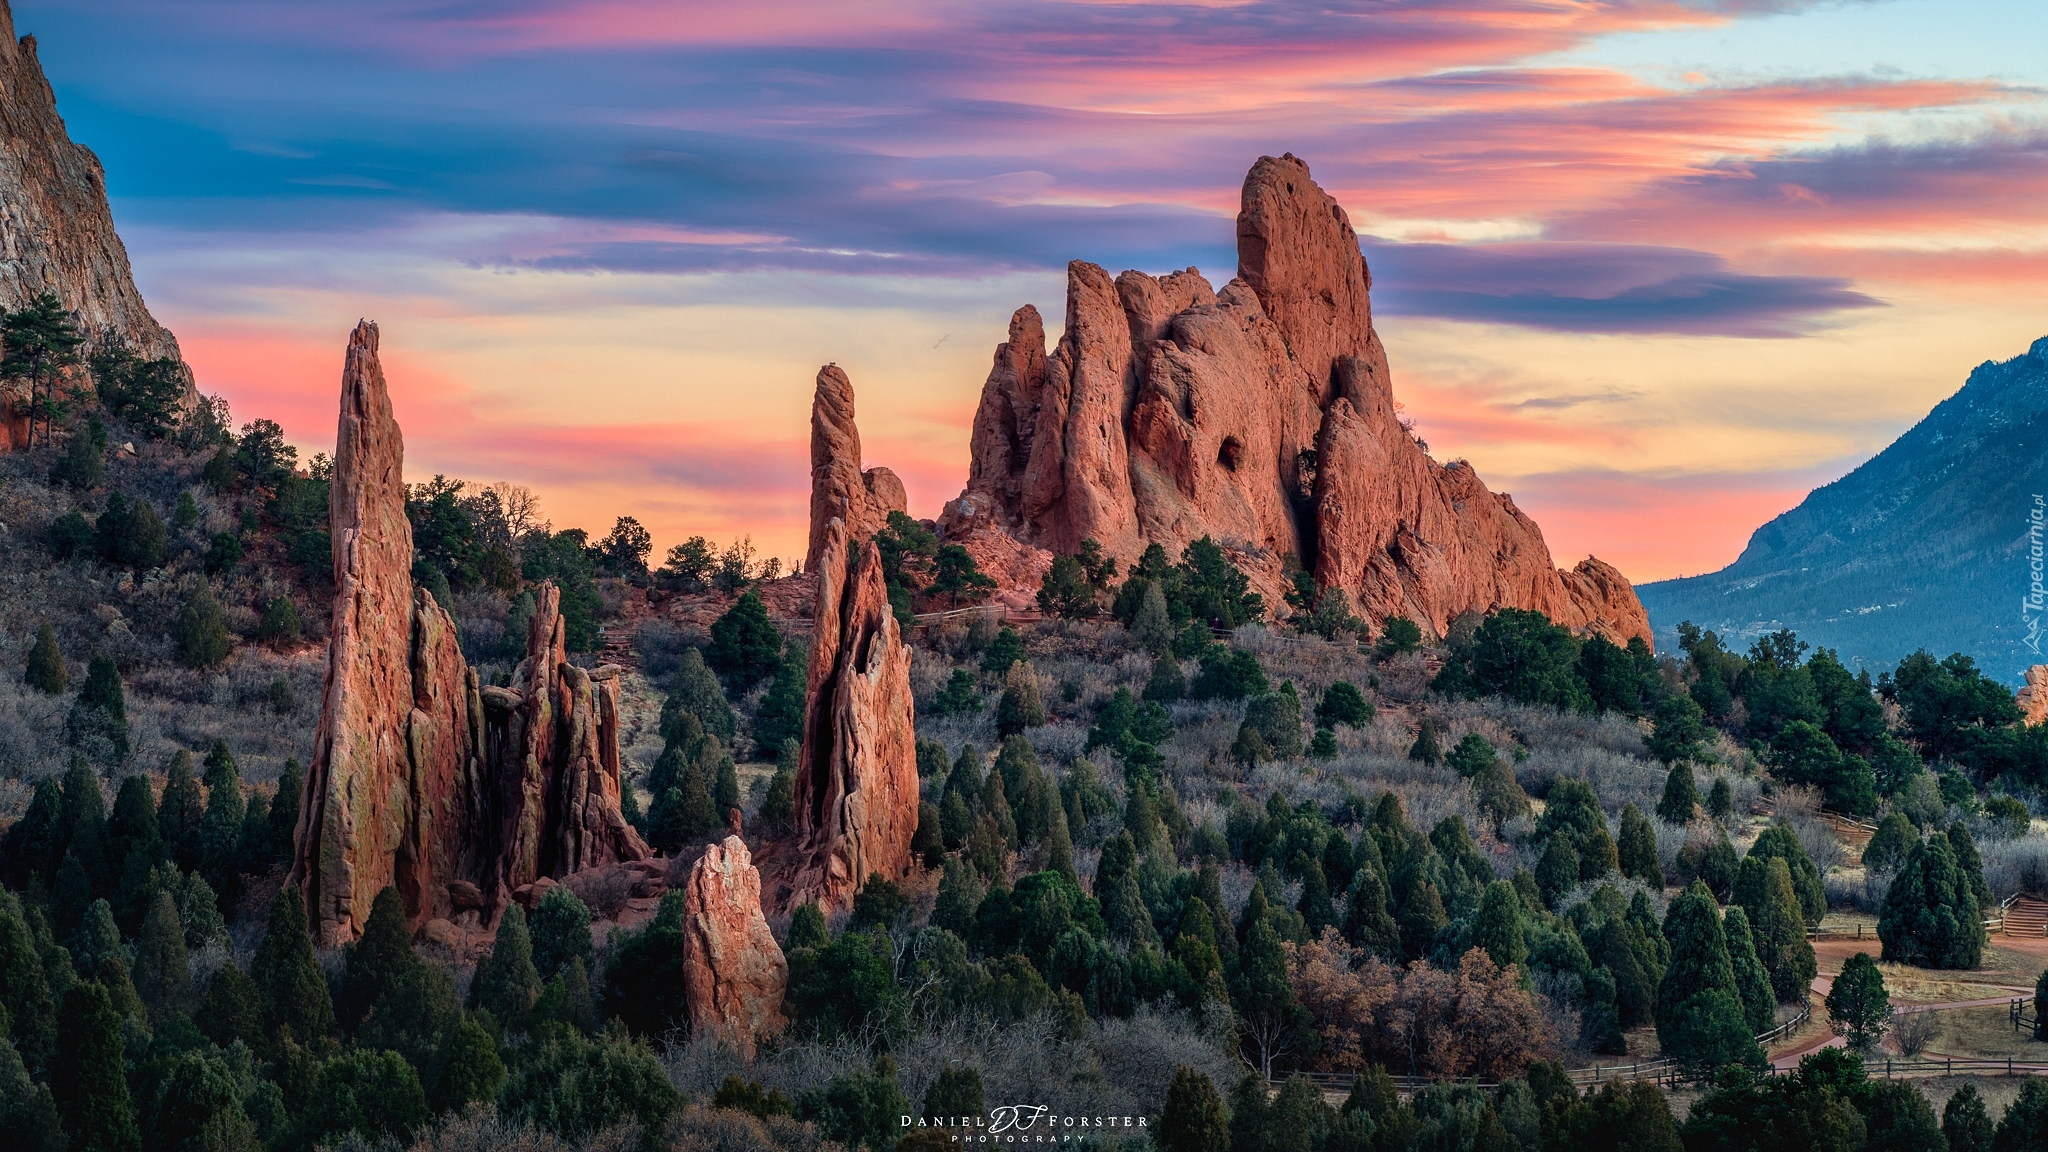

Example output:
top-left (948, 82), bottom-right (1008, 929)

top-left (678, 836), bottom-right (788, 1058)
top-left (291, 322), bottom-right (646, 945)
top-left (0, 1), bottom-right (191, 448)
top-left (939, 154), bottom-right (1649, 645)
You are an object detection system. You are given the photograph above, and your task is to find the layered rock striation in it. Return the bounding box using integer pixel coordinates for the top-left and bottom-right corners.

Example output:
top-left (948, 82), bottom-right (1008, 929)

top-left (766, 370), bottom-right (921, 914)
top-left (807, 364), bottom-right (908, 576)
top-left (677, 836), bottom-right (788, 1057)
top-left (0, 0), bottom-right (191, 450)
top-left (939, 154), bottom-right (1649, 645)
top-left (291, 322), bottom-right (647, 945)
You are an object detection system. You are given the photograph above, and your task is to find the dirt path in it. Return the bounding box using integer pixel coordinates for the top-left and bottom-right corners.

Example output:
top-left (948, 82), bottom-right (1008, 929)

top-left (1771, 972), bottom-right (2033, 1070)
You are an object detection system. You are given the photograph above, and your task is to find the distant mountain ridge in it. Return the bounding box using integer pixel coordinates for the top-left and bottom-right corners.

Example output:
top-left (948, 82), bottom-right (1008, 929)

top-left (1638, 336), bottom-right (2048, 684)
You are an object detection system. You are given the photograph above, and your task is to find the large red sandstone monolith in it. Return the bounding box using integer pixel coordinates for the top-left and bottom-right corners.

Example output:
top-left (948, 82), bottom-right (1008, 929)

top-left (2018, 666), bottom-right (2048, 726)
top-left (292, 322), bottom-right (646, 944)
top-left (769, 514), bottom-right (921, 913)
top-left (806, 364), bottom-right (908, 576)
top-left (678, 835), bottom-right (787, 1057)
top-left (292, 321), bottom-right (482, 944)
top-left (938, 153), bottom-right (1651, 646)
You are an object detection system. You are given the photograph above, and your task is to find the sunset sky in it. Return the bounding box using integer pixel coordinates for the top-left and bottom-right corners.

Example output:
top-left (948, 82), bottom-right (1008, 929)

top-left (21, 0), bottom-right (2048, 583)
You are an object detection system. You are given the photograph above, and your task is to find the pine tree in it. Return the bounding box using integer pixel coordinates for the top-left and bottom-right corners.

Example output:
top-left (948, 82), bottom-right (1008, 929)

top-left (1042, 804), bottom-right (1076, 883)
top-left (529, 885), bottom-right (595, 980)
top-left (0, 1032), bottom-right (64, 1152)
top-left (1342, 863), bottom-right (1400, 958)
top-left (662, 647), bottom-right (736, 744)
top-left (1407, 717), bottom-right (1442, 766)
top-left (65, 656), bottom-right (128, 760)
top-left (471, 904), bottom-right (540, 1025)
top-left (1132, 583), bottom-right (1174, 655)
top-left (1535, 834), bottom-right (1580, 909)
top-left (1656, 762), bottom-right (1698, 825)
top-left (1398, 880), bottom-right (1448, 961)
top-left (174, 582), bottom-right (232, 669)
top-left (157, 751), bottom-right (205, 871)
top-left (786, 903), bottom-right (829, 951)
top-left (1468, 881), bottom-right (1529, 972)
top-left (106, 775), bottom-right (162, 921)
top-left (1993, 1077), bottom-right (2048, 1152)
top-left (752, 648), bottom-right (807, 751)
top-left (714, 753), bottom-right (741, 818)
top-left (1617, 803), bottom-right (1663, 887)
top-left (1655, 881), bottom-right (1741, 1046)
top-left (1739, 855), bottom-right (1817, 1001)
top-left (1879, 831), bottom-right (1985, 970)
top-left (1943, 1084), bottom-right (1994, 1152)
top-left (340, 888), bottom-right (420, 1033)
top-left (931, 860), bottom-right (982, 939)
top-left (1825, 951), bottom-right (1889, 1048)
top-left (1105, 870), bottom-right (1157, 947)
top-left (73, 899), bottom-right (123, 975)
top-left (0, 900), bottom-right (58, 1071)
top-left (1947, 821), bottom-right (1993, 909)
top-left (250, 885), bottom-right (334, 1048)
top-left (254, 596), bottom-right (303, 645)
top-left (996, 661), bottom-right (1045, 736)
top-left (25, 622), bottom-right (66, 694)
top-left (1706, 776), bottom-right (1733, 821)
top-left (130, 889), bottom-right (190, 1020)
top-left (194, 963), bottom-right (261, 1051)
top-left (1747, 823), bottom-right (1826, 924)
top-left (432, 1014), bottom-right (504, 1113)
top-left (1720, 905), bottom-right (1776, 1034)
top-left (52, 981), bottom-right (138, 1152)
top-left (199, 740), bottom-right (246, 913)
top-left (1158, 1066), bottom-right (1231, 1152)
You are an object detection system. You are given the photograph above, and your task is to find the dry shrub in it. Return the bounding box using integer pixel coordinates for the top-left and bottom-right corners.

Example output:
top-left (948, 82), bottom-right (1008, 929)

top-left (1891, 1009), bottom-right (1939, 1057)
top-left (564, 868), bottom-right (636, 920)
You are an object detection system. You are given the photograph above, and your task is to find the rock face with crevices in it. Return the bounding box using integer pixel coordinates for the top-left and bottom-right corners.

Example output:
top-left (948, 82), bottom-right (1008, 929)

top-left (678, 835), bottom-right (787, 1057)
top-left (938, 154), bottom-right (1649, 646)
top-left (291, 321), bottom-right (646, 945)
top-left (765, 371), bottom-right (921, 913)
top-left (2018, 666), bottom-right (2048, 726)
top-left (0, 0), bottom-right (192, 452)
top-left (806, 364), bottom-right (908, 576)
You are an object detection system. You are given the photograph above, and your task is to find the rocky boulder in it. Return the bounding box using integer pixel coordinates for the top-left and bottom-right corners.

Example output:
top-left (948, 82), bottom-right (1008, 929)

top-left (807, 364), bottom-right (907, 575)
top-left (678, 836), bottom-right (788, 1057)
top-left (938, 153), bottom-right (1649, 646)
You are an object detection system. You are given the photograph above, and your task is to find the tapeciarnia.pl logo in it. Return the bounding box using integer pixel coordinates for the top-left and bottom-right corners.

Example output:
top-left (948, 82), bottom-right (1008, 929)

top-left (903, 1106), bottom-right (1149, 1143)
top-left (2025, 494), bottom-right (2045, 655)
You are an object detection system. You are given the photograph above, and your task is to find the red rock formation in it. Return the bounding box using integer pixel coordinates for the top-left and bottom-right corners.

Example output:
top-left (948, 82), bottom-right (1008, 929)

top-left (0, 1), bottom-right (191, 436)
top-left (939, 154), bottom-right (1650, 646)
top-left (678, 835), bottom-right (787, 1057)
top-left (806, 365), bottom-right (908, 575)
top-left (292, 321), bottom-right (646, 945)
top-left (481, 582), bottom-right (651, 898)
top-left (767, 514), bottom-right (921, 913)
top-left (2018, 665), bottom-right (2048, 726)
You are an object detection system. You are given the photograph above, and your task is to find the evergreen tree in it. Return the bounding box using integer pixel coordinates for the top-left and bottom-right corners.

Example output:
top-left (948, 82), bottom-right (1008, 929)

top-left (4, 292), bottom-right (85, 450)
top-left (1342, 864), bottom-right (1400, 958)
top-left (530, 885), bottom-right (594, 979)
top-left (1735, 855), bottom-right (1818, 1001)
top-left (1992, 1079), bottom-right (2048, 1152)
top-left (194, 963), bottom-right (261, 1052)
top-left (50, 420), bottom-right (105, 489)
top-left (1879, 831), bottom-right (1985, 970)
top-left (1468, 881), bottom-right (1529, 972)
top-left (1944, 1084), bottom-right (1994, 1152)
top-left (753, 647), bottom-right (807, 751)
top-left (1721, 905), bottom-right (1777, 1034)
top-left (130, 888), bottom-right (190, 1020)
top-left (1707, 776), bottom-right (1734, 821)
top-left (1535, 834), bottom-right (1580, 909)
top-left (996, 661), bottom-right (1045, 736)
top-left (0, 1034), bottom-right (64, 1152)
top-left (1648, 693), bottom-right (1707, 765)
top-left (1617, 803), bottom-right (1663, 887)
top-left (253, 596), bottom-right (302, 645)
top-left (1131, 582), bottom-right (1174, 655)
top-left (339, 888), bottom-right (420, 1033)
top-left (145, 1049), bottom-right (259, 1152)
top-left (199, 740), bottom-right (246, 912)
top-left (65, 655), bottom-right (128, 760)
top-left (1655, 881), bottom-right (1744, 1055)
top-left (72, 899), bottom-right (122, 976)
top-left (1747, 823), bottom-right (1826, 924)
top-left (174, 583), bottom-right (232, 669)
top-left (433, 1013), bottom-right (505, 1113)
top-left (1315, 681), bottom-right (1374, 729)
top-left (705, 592), bottom-right (783, 692)
top-left (1825, 951), bottom-right (1890, 1049)
top-left (662, 647), bottom-right (736, 744)
top-left (52, 981), bottom-right (137, 1152)
top-left (25, 621), bottom-right (66, 694)
top-left (157, 751), bottom-right (205, 871)
top-left (1657, 762), bottom-right (1699, 825)
top-left (1398, 880), bottom-right (1448, 961)
top-left (714, 753), bottom-right (741, 818)
top-left (931, 861), bottom-right (982, 939)
top-left (1407, 717), bottom-right (1442, 766)
top-left (250, 885), bottom-right (333, 1048)
top-left (107, 775), bottom-right (162, 920)
top-left (1862, 812), bottom-right (1918, 876)
top-left (471, 903), bottom-right (541, 1025)
top-left (0, 900), bottom-right (58, 1071)
top-left (786, 903), bottom-right (829, 951)
top-left (1144, 654), bottom-right (1186, 703)
top-left (1042, 804), bottom-right (1076, 883)
top-left (1948, 821), bottom-right (1993, 909)
top-left (923, 1063), bottom-right (986, 1121)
